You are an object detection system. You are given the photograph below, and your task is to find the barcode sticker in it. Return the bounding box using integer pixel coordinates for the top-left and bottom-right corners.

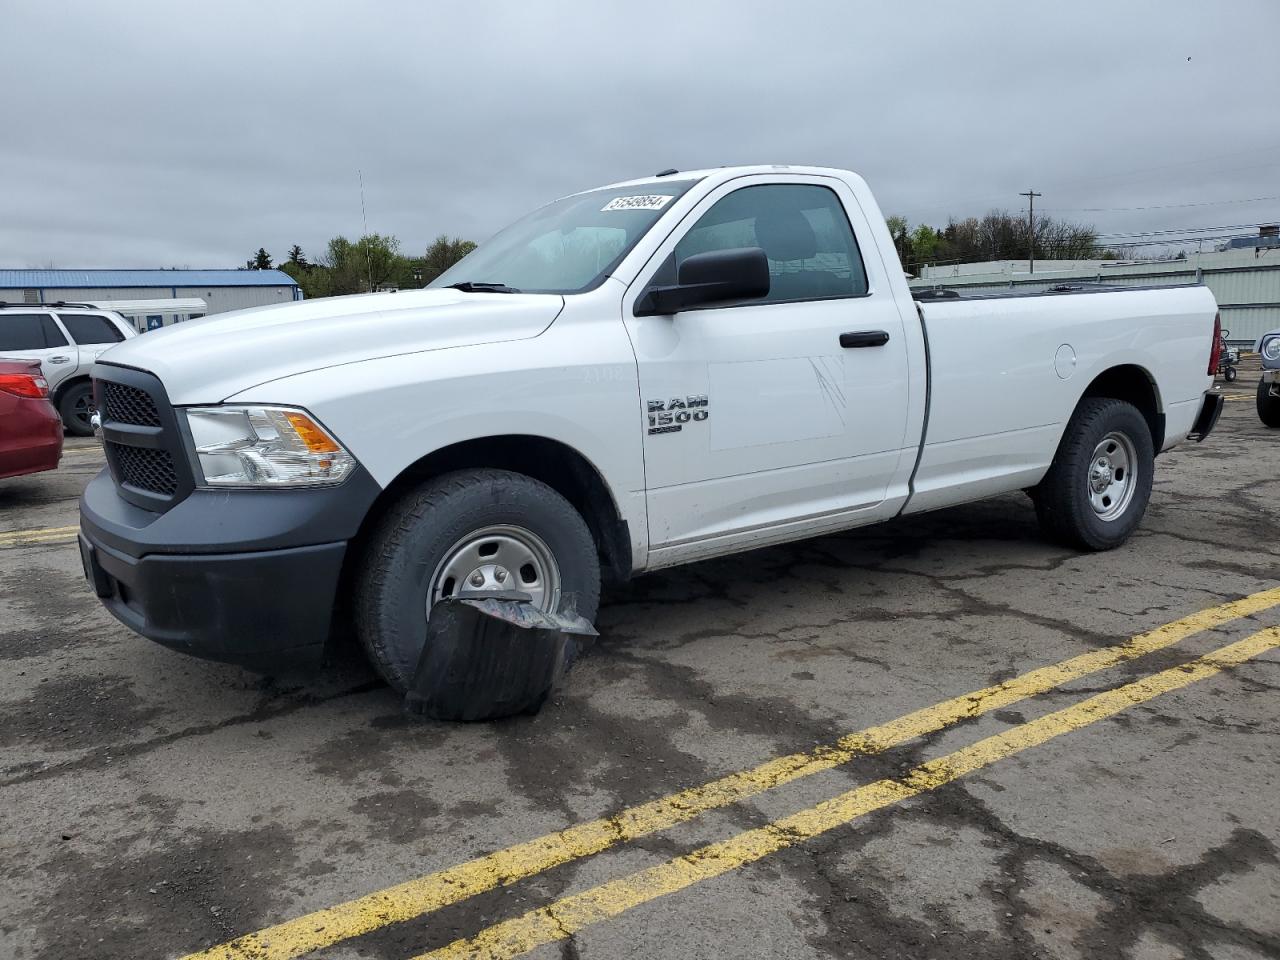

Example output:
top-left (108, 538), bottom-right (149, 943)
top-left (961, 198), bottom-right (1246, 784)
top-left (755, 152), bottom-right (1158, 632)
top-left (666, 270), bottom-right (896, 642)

top-left (601, 195), bottom-right (675, 212)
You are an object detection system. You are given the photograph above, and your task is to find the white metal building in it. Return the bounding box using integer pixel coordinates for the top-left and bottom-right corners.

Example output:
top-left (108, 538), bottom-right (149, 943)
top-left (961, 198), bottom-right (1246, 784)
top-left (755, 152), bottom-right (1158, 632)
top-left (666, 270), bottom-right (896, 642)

top-left (912, 247), bottom-right (1280, 345)
top-left (0, 269), bottom-right (301, 316)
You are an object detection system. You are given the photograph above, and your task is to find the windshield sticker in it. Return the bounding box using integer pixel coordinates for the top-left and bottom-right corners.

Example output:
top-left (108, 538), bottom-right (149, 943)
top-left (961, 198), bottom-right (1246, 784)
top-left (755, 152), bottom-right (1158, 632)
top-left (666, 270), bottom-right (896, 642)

top-left (601, 194), bottom-right (675, 212)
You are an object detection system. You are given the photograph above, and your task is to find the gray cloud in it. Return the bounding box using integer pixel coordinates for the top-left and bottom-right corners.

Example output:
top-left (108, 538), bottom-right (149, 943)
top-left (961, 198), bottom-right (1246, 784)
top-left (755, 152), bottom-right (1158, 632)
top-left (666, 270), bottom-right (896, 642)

top-left (3, 0), bottom-right (1278, 267)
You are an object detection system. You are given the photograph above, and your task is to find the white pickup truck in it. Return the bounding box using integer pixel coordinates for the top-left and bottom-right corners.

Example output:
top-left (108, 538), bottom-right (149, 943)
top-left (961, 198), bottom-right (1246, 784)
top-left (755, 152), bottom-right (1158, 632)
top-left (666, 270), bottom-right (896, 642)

top-left (79, 164), bottom-right (1224, 693)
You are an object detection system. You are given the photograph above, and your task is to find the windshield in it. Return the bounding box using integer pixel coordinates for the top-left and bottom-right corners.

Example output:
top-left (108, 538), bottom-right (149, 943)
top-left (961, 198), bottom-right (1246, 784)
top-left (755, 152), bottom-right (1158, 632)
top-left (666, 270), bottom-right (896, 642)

top-left (431, 179), bottom-right (699, 295)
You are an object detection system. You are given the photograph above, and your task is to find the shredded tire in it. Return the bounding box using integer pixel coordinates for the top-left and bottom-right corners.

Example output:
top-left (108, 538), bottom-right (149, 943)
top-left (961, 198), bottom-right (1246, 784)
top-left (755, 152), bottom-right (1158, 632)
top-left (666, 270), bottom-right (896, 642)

top-left (354, 469), bottom-right (600, 696)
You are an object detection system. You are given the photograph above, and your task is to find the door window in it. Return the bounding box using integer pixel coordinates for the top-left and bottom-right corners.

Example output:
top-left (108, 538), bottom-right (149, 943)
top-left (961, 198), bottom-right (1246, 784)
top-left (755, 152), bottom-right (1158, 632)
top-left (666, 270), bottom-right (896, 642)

top-left (0, 313), bottom-right (66, 350)
top-left (57, 313), bottom-right (125, 345)
top-left (659, 184), bottom-right (869, 304)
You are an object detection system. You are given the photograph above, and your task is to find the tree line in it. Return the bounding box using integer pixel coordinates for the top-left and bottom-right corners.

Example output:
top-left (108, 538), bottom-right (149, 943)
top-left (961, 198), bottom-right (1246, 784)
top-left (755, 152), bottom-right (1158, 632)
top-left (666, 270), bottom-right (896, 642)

top-left (246, 235), bottom-right (477, 299)
top-left (244, 209), bottom-right (1114, 296)
top-left (885, 211), bottom-right (1117, 274)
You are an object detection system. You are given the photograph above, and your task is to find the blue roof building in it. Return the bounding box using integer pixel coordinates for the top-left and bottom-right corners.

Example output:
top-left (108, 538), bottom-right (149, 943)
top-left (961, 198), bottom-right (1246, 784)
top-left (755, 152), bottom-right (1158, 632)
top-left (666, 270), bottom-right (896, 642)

top-left (0, 268), bottom-right (301, 316)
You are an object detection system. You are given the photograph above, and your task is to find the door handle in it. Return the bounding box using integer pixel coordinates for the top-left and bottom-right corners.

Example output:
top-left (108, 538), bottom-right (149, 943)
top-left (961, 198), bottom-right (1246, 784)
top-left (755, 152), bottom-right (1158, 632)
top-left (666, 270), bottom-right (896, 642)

top-left (49, 355), bottom-right (71, 363)
top-left (839, 331), bottom-right (889, 348)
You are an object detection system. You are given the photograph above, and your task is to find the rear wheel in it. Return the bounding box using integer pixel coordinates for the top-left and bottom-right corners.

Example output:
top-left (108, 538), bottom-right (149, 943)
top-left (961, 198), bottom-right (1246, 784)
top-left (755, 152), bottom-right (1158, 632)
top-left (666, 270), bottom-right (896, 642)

top-left (355, 469), bottom-right (600, 695)
top-left (1033, 398), bottom-right (1154, 551)
top-left (1223, 365), bottom-right (1237, 383)
top-left (1259, 380), bottom-right (1280, 428)
top-left (57, 381), bottom-right (95, 436)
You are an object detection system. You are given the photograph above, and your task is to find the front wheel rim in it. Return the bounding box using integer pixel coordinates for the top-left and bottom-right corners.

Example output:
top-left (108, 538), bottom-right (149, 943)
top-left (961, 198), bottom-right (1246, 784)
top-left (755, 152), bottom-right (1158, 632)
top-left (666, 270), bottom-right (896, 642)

top-left (427, 524), bottom-right (562, 618)
top-left (1086, 431), bottom-right (1138, 522)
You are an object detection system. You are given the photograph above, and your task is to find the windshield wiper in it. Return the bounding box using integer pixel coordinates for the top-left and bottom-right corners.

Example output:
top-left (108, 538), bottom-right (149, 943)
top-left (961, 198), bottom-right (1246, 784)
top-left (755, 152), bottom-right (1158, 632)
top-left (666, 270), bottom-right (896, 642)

top-left (446, 281), bottom-right (522, 294)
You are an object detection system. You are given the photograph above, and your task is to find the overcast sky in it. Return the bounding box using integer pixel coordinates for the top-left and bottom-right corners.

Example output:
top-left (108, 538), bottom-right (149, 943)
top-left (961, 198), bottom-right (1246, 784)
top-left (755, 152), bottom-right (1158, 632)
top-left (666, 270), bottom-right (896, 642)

top-left (3, 0), bottom-right (1278, 268)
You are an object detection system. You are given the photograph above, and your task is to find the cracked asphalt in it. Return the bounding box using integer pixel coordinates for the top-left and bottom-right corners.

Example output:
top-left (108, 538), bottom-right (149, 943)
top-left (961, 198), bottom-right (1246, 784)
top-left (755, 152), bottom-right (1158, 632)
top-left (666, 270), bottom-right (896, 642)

top-left (1, 384), bottom-right (1277, 960)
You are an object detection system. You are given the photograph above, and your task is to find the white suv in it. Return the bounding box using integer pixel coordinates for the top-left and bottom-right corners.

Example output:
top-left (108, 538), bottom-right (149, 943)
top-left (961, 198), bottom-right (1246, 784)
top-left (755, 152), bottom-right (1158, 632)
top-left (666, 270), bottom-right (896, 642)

top-left (0, 302), bottom-right (135, 434)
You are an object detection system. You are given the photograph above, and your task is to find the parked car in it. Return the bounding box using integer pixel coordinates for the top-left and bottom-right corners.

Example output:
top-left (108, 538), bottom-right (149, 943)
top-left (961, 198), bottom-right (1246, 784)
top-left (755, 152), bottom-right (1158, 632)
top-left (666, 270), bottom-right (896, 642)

top-left (0, 302), bottom-right (136, 435)
top-left (0, 359), bottom-right (63, 480)
top-left (1257, 328), bottom-right (1280, 427)
top-left (79, 164), bottom-right (1223, 705)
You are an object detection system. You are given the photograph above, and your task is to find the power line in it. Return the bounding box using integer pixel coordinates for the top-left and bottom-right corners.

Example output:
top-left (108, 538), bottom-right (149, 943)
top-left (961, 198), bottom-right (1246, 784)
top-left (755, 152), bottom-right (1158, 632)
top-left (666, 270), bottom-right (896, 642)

top-left (1044, 195), bottom-right (1280, 213)
top-left (1095, 221), bottom-right (1280, 240)
top-left (902, 227), bottom-right (1274, 270)
top-left (892, 142), bottom-right (1280, 220)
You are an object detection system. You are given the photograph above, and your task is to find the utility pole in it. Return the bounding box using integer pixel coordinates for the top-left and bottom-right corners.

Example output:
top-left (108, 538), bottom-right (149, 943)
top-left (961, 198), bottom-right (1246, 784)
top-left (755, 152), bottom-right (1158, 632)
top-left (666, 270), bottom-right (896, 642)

top-left (1020, 189), bottom-right (1041, 274)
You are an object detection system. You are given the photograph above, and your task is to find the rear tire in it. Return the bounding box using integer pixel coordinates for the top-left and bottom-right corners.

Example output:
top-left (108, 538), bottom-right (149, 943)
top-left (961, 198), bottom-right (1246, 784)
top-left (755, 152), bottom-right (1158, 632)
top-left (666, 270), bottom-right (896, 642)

top-left (1033, 398), bottom-right (1154, 551)
top-left (58, 381), bottom-right (95, 436)
top-left (355, 469), bottom-right (601, 696)
top-left (1259, 380), bottom-right (1280, 428)
top-left (1223, 365), bottom-right (1237, 383)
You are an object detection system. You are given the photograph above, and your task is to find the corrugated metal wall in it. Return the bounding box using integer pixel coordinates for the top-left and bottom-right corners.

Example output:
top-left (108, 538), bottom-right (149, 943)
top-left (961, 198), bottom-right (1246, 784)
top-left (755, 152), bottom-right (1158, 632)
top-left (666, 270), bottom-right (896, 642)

top-left (912, 255), bottom-right (1280, 345)
top-left (0, 285), bottom-right (297, 316)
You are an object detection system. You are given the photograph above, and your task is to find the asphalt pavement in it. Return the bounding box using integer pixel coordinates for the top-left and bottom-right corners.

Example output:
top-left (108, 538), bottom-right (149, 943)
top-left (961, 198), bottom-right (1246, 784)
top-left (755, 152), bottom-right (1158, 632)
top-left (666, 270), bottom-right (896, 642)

top-left (1, 383), bottom-right (1277, 960)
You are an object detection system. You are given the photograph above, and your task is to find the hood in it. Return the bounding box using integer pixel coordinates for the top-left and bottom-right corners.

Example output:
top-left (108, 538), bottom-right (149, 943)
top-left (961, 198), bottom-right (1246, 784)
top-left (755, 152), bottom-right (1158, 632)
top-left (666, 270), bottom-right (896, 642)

top-left (96, 288), bottom-right (564, 404)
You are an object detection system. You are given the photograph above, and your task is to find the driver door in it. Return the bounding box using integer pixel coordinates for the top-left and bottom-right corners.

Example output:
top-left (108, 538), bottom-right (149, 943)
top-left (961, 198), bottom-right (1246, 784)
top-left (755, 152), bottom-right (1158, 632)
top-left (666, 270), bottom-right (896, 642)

top-left (621, 176), bottom-right (912, 564)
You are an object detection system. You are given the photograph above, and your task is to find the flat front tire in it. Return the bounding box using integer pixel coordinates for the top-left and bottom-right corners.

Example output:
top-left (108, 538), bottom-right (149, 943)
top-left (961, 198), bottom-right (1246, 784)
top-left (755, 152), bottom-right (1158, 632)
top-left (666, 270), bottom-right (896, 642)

top-left (355, 469), bottom-right (600, 694)
top-left (1033, 398), bottom-right (1154, 551)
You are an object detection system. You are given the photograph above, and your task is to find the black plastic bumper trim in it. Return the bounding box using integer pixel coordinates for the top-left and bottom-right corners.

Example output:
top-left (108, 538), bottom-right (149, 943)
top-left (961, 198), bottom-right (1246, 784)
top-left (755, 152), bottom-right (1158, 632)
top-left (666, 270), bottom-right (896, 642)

top-left (78, 461), bottom-right (383, 671)
top-left (1188, 391), bottom-right (1224, 442)
top-left (79, 531), bottom-right (346, 671)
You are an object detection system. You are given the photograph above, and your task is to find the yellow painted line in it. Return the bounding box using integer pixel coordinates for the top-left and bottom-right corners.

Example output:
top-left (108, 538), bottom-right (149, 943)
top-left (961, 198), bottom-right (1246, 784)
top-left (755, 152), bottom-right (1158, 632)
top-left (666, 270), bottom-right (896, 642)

top-left (180, 586), bottom-right (1280, 960)
top-left (0, 525), bottom-right (80, 548)
top-left (420, 626), bottom-right (1280, 960)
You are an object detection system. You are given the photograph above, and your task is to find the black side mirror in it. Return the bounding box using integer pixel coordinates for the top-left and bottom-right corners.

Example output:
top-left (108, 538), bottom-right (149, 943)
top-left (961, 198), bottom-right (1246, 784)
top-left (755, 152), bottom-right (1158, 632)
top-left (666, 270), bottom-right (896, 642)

top-left (634, 247), bottom-right (770, 316)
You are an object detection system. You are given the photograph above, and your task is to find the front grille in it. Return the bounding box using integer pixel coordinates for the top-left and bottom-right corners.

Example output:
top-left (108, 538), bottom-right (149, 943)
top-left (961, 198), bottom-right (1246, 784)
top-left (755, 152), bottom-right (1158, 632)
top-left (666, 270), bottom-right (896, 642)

top-left (94, 366), bottom-right (192, 511)
top-left (108, 442), bottom-right (179, 496)
top-left (102, 381), bottom-right (161, 427)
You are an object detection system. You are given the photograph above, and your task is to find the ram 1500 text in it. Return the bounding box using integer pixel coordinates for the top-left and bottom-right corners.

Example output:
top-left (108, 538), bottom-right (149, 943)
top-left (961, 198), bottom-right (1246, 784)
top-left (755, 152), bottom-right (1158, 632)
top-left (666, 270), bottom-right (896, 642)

top-left (79, 165), bottom-right (1224, 694)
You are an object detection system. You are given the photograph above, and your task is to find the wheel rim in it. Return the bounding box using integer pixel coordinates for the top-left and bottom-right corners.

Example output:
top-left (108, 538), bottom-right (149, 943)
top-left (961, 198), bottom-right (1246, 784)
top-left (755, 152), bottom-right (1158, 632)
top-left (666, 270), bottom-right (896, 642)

top-left (73, 391), bottom-right (95, 428)
top-left (427, 524), bottom-right (561, 618)
top-left (1087, 431), bottom-right (1138, 522)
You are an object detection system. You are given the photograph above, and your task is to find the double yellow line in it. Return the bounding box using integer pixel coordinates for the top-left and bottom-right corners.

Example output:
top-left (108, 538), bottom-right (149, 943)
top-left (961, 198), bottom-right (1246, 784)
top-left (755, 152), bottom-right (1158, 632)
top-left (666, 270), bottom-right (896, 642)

top-left (421, 624), bottom-right (1280, 960)
top-left (185, 585), bottom-right (1280, 960)
top-left (0, 524), bottom-right (79, 549)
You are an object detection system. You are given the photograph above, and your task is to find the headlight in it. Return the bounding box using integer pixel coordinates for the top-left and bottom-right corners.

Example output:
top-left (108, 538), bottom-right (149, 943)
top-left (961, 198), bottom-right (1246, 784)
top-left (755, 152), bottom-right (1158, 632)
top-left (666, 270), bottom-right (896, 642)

top-left (1263, 337), bottom-right (1280, 362)
top-left (184, 405), bottom-right (355, 487)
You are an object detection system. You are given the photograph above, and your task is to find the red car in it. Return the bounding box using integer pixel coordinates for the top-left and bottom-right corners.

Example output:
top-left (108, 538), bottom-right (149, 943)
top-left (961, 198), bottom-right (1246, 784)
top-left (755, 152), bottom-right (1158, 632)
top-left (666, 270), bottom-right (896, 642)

top-left (0, 359), bottom-right (63, 479)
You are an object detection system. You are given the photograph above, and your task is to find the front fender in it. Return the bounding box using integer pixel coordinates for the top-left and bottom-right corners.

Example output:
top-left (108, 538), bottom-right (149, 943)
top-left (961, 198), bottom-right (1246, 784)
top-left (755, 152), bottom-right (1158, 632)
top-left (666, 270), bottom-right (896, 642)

top-left (226, 310), bottom-right (648, 569)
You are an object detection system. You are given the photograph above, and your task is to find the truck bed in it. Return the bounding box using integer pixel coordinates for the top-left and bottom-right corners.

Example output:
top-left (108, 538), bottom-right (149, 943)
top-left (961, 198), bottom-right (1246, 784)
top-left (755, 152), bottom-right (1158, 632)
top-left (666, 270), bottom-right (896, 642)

top-left (911, 281), bottom-right (1199, 303)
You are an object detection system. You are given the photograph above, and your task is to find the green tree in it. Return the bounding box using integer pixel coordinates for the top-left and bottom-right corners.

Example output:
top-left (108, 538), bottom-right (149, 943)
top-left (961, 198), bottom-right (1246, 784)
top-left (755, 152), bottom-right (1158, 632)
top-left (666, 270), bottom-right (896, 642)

top-left (315, 234), bottom-right (404, 295)
top-left (885, 216), bottom-right (912, 271)
top-left (286, 244), bottom-right (308, 267)
top-left (909, 224), bottom-right (941, 265)
top-left (421, 235), bottom-right (477, 284)
top-left (353, 234), bottom-right (403, 291)
top-left (278, 259), bottom-right (331, 299)
top-left (252, 247), bottom-right (273, 270)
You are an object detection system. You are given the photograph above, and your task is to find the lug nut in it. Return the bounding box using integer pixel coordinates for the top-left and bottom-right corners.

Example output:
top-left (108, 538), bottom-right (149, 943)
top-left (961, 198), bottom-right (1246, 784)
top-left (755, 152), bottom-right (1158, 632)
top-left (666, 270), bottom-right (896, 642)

top-left (494, 569), bottom-right (507, 583)
top-left (469, 572), bottom-right (485, 587)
